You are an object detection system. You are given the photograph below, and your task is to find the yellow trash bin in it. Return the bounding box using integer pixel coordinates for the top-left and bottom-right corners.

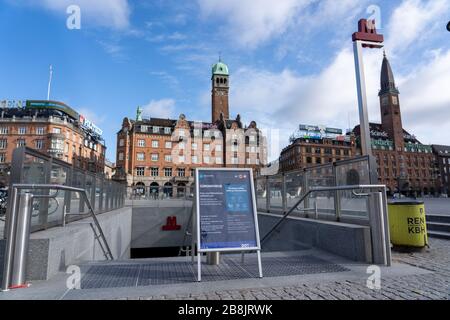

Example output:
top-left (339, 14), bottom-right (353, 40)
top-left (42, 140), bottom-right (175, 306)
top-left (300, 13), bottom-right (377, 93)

top-left (388, 200), bottom-right (428, 248)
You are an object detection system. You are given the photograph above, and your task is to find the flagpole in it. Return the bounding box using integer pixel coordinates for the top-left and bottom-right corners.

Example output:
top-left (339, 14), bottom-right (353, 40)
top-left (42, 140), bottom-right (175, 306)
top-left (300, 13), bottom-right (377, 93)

top-left (47, 65), bottom-right (53, 101)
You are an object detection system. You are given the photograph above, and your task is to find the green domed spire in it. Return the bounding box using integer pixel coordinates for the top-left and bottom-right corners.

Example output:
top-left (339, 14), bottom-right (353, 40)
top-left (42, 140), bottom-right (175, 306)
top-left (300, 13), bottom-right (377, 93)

top-left (212, 60), bottom-right (229, 76)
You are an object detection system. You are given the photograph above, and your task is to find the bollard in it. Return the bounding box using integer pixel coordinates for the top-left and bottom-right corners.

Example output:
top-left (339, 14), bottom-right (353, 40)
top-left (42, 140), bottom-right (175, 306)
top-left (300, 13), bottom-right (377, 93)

top-left (206, 252), bottom-right (220, 265)
top-left (9, 193), bottom-right (33, 289)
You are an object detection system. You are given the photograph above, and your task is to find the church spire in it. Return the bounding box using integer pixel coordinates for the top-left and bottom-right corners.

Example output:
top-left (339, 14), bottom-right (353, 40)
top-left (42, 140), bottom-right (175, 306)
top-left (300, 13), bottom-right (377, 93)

top-left (379, 52), bottom-right (399, 96)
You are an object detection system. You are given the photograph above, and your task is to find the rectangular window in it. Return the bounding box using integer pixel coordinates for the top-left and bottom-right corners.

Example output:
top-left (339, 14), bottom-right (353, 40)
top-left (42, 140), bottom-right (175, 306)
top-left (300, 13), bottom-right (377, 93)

top-left (246, 158), bottom-right (251, 165)
top-left (232, 157), bottom-right (238, 165)
top-left (118, 152), bottom-right (124, 161)
top-left (0, 140), bottom-right (6, 149)
top-left (151, 154), bottom-right (159, 161)
top-left (138, 139), bottom-right (145, 147)
top-left (18, 127), bottom-right (26, 135)
top-left (164, 127), bottom-right (171, 134)
top-left (165, 141), bottom-right (172, 149)
top-left (35, 140), bottom-right (43, 149)
top-left (179, 155), bottom-right (185, 163)
top-left (151, 167), bottom-right (159, 177)
top-left (204, 144), bottom-right (210, 151)
top-left (152, 140), bottom-right (159, 148)
top-left (179, 129), bottom-right (185, 137)
top-left (119, 138), bottom-right (125, 147)
top-left (165, 155), bottom-right (172, 162)
top-left (249, 135), bottom-right (256, 142)
top-left (36, 127), bottom-right (45, 135)
top-left (179, 142), bottom-right (185, 149)
top-left (204, 156), bottom-right (210, 164)
top-left (16, 139), bottom-right (26, 148)
top-left (0, 127), bottom-right (8, 134)
top-left (177, 168), bottom-right (185, 177)
top-left (192, 143), bottom-right (198, 150)
top-left (153, 126), bottom-right (160, 133)
top-left (0, 153), bottom-right (5, 163)
top-left (192, 155), bottom-right (198, 164)
top-left (52, 127), bottom-right (61, 134)
top-left (137, 153), bottom-right (145, 161)
top-left (190, 169), bottom-right (195, 177)
top-left (216, 157), bottom-right (222, 164)
top-left (216, 145), bottom-right (222, 152)
top-left (141, 125), bottom-right (148, 132)
top-left (193, 129), bottom-right (201, 137)
top-left (164, 168), bottom-right (172, 177)
top-left (136, 167), bottom-right (145, 176)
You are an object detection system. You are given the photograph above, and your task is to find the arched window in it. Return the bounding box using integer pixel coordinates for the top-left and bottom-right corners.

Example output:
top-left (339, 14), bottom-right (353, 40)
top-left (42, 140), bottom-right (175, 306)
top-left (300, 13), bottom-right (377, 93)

top-left (163, 182), bottom-right (173, 198)
top-left (150, 182), bottom-right (159, 199)
top-left (134, 182), bottom-right (146, 197)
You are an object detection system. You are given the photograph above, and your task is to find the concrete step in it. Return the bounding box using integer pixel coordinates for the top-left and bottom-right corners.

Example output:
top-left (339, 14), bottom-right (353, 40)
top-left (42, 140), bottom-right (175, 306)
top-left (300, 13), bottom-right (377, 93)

top-left (426, 215), bottom-right (450, 224)
top-left (427, 221), bottom-right (450, 233)
top-left (427, 230), bottom-right (450, 240)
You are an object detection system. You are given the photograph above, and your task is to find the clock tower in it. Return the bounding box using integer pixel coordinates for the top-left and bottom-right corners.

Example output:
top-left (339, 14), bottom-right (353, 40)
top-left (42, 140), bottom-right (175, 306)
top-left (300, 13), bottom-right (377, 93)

top-left (379, 52), bottom-right (404, 151)
top-left (211, 59), bottom-right (230, 123)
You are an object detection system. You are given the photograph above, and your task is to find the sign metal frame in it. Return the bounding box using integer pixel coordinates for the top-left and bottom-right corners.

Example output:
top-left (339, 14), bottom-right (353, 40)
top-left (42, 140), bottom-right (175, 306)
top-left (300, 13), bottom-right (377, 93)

top-left (194, 167), bottom-right (263, 282)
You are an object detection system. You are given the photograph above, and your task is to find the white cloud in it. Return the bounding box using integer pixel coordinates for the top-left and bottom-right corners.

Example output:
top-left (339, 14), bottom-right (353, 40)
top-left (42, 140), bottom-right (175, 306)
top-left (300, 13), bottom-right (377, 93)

top-left (78, 108), bottom-right (105, 125)
top-left (385, 0), bottom-right (449, 54)
top-left (197, 0), bottom-right (311, 48)
top-left (231, 44), bottom-right (450, 158)
top-left (26, 0), bottom-right (131, 29)
top-left (142, 99), bottom-right (177, 119)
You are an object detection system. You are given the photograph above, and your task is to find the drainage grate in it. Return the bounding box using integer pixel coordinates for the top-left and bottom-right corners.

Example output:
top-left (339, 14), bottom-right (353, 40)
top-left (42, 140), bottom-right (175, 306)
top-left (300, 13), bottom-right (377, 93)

top-left (80, 255), bottom-right (349, 289)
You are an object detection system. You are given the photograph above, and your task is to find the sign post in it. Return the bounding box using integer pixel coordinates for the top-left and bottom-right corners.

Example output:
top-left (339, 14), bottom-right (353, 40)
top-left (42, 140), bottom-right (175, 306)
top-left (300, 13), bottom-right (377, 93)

top-left (194, 168), bottom-right (263, 282)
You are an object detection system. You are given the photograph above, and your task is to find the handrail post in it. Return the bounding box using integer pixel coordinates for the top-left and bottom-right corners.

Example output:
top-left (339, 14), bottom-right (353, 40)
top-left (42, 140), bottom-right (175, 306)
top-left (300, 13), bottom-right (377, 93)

top-left (266, 176), bottom-right (270, 213)
top-left (281, 174), bottom-right (287, 212)
top-left (10, 193), bottom-right (33, 289)
top-left (1, 187), bottom-right (20, 291)
top-left (303, 169), bottom-right (309, 212)
top-left (333, 164), bottom-right (341, 222)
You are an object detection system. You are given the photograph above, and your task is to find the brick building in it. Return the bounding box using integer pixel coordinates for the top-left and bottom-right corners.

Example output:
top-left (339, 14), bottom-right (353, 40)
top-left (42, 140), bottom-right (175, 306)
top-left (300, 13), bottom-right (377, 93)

top-left (0, 100), bottom-right (106, 187)
top-left (279, 125), bottom-right (356, 173)
top-left (352, 53), bottom-right (438, 196)
top-left (114, 60), bottom-right (267, 195)
top-left (432, 145), bottom-right (450, 196)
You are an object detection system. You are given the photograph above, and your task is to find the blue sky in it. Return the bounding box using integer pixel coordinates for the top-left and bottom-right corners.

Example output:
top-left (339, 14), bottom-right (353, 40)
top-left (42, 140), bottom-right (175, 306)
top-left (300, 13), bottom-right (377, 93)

top-left (1, 0), bottom-right (450, 162)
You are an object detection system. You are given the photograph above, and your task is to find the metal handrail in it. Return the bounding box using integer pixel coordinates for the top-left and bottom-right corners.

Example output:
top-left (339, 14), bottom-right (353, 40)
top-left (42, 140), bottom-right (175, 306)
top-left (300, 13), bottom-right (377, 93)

top-left (12, 183), bottom-right (114, 259)
top-left (261, 184), bottom-right (387, 243)
top-left (2, 184), bottom-right (114, 291)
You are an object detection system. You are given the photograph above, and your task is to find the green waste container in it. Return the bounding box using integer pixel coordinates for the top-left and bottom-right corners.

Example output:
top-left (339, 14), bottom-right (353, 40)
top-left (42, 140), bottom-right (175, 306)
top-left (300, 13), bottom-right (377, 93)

top-left (387, 200), bottom-right (428, 248)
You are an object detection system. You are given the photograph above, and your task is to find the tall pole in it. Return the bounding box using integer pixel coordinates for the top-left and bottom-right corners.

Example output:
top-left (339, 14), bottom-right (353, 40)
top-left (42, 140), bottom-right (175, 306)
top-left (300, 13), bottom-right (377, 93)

top-left (353, 41), bottom-right (373, 157)
top-left (47, 65), bottom-right (53, 101)
top-left (352, 19), bottom-right (384, 184)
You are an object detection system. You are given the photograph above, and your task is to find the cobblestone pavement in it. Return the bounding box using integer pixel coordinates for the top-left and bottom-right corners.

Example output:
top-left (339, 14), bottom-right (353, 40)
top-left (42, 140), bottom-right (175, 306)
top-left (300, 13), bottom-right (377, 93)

top-left (134, 239), bottom-right (450, 300)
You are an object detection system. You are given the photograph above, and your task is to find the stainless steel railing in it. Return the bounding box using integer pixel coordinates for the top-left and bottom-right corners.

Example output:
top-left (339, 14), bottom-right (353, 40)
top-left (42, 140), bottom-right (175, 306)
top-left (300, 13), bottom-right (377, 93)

top-left (261, 184), bottom-right (391, 266)
top-left (2, 184), bottom-right (114, 291)
top-left (256, 156), bottom-right (375, 217)
top-left (5, 147), bottom-right (126, 236)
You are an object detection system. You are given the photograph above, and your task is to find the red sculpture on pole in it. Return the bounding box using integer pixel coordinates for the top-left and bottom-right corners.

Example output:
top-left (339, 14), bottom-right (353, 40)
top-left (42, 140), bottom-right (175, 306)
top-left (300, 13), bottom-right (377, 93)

top-left (352, 19), bottom-right (384, 48)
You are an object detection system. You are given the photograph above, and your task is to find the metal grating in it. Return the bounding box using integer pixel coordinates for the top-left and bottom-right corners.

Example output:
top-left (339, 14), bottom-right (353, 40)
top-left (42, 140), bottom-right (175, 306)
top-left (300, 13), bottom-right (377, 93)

top-left (80, 255), bottom-right (349, 290)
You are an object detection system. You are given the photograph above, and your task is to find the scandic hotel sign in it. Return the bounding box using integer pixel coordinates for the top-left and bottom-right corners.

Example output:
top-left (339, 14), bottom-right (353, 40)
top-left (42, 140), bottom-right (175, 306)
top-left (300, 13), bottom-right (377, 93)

top-left (79, 114), bottom-right (103, 136)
